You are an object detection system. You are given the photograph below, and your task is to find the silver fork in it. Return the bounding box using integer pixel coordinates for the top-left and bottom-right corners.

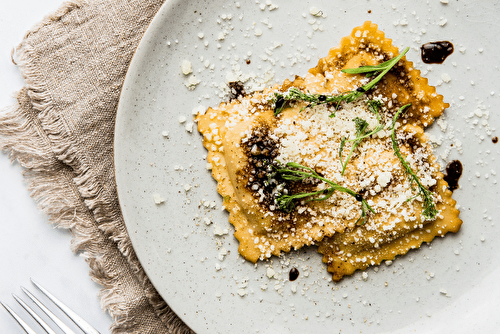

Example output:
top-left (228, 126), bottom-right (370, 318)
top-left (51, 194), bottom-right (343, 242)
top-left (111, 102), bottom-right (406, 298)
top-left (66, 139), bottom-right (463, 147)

top-left (1, 278), bottom-right (101, 334)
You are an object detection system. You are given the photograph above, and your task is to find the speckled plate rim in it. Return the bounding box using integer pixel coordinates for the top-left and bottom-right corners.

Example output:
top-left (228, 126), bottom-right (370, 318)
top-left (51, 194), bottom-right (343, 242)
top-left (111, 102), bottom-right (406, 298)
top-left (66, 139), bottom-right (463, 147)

top-left (114, 1), bottom-right (500, 333)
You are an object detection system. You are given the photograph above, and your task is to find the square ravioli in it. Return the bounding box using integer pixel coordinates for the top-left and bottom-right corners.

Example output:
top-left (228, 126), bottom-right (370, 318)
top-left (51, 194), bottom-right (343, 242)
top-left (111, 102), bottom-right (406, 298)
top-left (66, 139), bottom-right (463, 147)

top-left (196, 21), bottom-right (462, 277)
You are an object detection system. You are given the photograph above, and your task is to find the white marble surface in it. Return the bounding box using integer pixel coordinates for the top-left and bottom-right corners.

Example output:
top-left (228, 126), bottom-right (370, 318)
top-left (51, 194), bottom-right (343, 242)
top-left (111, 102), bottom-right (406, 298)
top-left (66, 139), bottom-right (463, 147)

top-left (0, 1), bottom-right (113, 332)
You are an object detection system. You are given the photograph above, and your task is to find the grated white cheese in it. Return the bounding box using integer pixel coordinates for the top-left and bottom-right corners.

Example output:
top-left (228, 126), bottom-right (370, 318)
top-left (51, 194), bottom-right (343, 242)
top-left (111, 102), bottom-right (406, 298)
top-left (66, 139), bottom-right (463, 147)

top-left (185, 75), bottom-right (201, 90)
top-left (309, 7), bottom-right (322, 17)
top-left (181, 60), bottom-right (193, 75)
top-left (153, 193), bottom-right (165, 205)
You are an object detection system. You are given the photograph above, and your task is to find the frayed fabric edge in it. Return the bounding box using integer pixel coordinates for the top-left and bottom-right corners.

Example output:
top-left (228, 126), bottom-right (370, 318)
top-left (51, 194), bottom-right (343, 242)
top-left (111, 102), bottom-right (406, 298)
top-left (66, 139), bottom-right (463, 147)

top-left (23, 0), bottom-right (89, 40)
top-left (0, 92), bottom-right (159, 333)
top-left (2, 1), bottom-right (192, 332)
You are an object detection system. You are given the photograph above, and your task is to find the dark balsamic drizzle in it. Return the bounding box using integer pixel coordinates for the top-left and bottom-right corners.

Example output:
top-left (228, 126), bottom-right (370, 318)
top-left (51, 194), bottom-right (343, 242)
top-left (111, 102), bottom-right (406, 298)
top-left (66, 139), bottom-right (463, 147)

top-left (289, 268), bottom-right (299, 281)
top-left (421, 41), bottom-right (454, 64)
top-left (443, 160), bottom-right (463, 192)
top-left (492, 136), bottom-right (498, 144)
top-left (228, 81), bottom-right (246, 101)
top-left (240, 126), bottom-right (280, 208)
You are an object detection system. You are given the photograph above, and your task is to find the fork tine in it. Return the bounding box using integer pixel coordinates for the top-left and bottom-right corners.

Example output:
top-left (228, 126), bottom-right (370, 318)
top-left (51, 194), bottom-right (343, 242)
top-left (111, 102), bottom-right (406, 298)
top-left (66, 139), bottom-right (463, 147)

top-left (13, 294), bottom-right (58, 334)
top-left (1, 301), bottom-right (38, 334)
top-left (31, 279), bottom-right (101, 334)
top-left (22, 287), bottom-right (78, 334)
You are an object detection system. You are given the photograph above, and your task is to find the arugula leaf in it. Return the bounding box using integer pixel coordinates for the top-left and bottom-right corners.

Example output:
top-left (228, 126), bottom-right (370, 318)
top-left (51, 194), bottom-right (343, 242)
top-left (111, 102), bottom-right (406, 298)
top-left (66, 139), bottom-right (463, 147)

top-left (339, 100), bottom-right (385, 175)
top-left (271, 47), bottom-right (410, 116)
top-left (390, 104), bottom-right (438, 221)
top-left (273, 162), bottom-right (374, 225)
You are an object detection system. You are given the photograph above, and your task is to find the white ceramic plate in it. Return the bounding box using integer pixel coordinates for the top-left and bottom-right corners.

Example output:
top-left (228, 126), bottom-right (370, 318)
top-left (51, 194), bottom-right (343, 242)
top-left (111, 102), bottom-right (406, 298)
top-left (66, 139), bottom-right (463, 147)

top-left (115, 1), bottom-right (500, 333)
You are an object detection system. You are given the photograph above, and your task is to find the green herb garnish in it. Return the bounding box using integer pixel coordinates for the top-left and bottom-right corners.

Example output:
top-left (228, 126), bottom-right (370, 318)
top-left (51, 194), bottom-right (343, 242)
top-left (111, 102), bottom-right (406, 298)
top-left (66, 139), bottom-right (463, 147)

top-left (341, 46), bottom-right (410, 80)
top-left (391, 104), bottom-right (438, 221)
top-left (274, 162), bottom-right (374, 225)
top-left (271, 87), bottom-right (361, 116)
top-left (339, 100), bottom-right (385, 175)
top-left (271, 47), bottom-right (410, 116)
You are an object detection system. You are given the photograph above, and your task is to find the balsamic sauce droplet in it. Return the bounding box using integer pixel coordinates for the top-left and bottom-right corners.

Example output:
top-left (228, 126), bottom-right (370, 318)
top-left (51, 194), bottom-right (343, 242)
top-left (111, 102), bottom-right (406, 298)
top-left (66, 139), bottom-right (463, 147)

top-left (443, 160), bottom-right (463, 192)
top-left (492, 136), bottom-right (498, 144)
top-left (355, 194), bottom-right (363, 202)
top-left (421, 41), bottom-right (454, 64)
top-left (289, 268), bottom-right (299, 281)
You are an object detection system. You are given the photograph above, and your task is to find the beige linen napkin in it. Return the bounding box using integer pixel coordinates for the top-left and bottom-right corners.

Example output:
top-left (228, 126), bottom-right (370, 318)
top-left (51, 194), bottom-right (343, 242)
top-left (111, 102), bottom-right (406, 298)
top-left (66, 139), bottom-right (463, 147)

top-left (0, 0), bottom-right (192, 333)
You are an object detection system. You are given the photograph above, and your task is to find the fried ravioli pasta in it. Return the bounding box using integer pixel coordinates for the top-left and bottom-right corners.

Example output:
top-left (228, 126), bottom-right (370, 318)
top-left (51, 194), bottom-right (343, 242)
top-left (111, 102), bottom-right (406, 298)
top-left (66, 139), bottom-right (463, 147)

top-left (196, 21), bottom-right (462, 279)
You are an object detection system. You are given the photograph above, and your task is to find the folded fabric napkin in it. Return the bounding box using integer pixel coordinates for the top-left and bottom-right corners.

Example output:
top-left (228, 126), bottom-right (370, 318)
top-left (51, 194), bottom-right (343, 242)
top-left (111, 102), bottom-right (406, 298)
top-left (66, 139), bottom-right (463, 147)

top-left (0, 0), bottom-right (192, 332)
